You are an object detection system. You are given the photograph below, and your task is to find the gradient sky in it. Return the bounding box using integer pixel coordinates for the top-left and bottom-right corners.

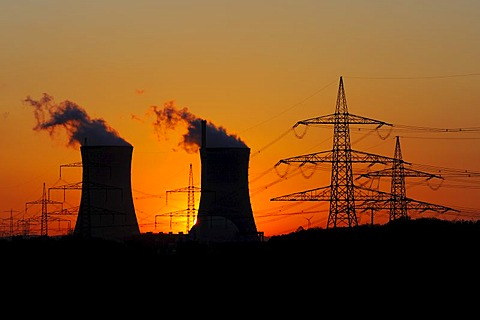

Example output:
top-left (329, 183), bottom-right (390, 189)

top-left (1, 0), bottom-right (480, 237)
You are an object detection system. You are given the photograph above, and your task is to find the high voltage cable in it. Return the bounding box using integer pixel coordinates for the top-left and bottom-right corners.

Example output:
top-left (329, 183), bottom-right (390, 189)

top-left (393, 124), bottom-right (480, 132)
top-left (240, 79), bottom-right (337, 134)
top-left (401, 136), bottom-right (480, 140)
top-left (344, 73), bottom-right (480, 80)
top-left (251, 127), bottom-right (293, 158)
top-left (253, 201), bottom-right (306, 215)
top-left (350, 125), bottom-right (480, 133)
top-left (410, 163), bottom-right (480, 176)
top-left (256, 211), bottom-right (324, 217)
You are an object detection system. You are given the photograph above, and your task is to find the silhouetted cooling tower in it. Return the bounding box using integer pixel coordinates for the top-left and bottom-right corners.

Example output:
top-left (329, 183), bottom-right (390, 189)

top-left (190, 147), bottom-right (260, 242)
top-left (74, 145), bottom-right (140, 241)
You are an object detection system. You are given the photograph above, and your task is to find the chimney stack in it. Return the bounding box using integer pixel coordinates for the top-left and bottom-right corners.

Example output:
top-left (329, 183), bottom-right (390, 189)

top-left (201, 119), bottom-right (207, 148)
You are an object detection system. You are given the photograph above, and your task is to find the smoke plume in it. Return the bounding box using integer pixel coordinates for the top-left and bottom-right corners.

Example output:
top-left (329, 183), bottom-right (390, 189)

top-left (24, 93), bottom-right (131, 148)
top-left (149, 100), bottom-right (247, 153)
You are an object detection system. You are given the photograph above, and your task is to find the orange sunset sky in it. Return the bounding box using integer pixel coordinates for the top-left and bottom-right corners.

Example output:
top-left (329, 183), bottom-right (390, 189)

top-left (1, 1), bottom-right (480, 237)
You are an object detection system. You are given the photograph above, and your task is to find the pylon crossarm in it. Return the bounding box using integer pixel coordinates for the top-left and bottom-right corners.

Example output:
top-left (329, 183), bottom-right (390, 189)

top-left (26, 198), bottom-right (63, 205)
top-left (270, 186), bottom-right (331, 201)
top-left (49, 181), bottom-right (83, 191)
top-left (358, 166), bottom-right (442, 180)
top-left (294, 113), bottom-right (337, 126)
top-left (48, 207), bottom-right (78, 215)
top-left (350, 150), bottom-right (401, 165)
top-left (343, 113), bottom-right (392, 126)
top-left (356, 186), bottom-right (392, 211)
top-left (357, 168), bottom-right (394, 179)
top-left (353, 186), bottom-right (394, 211)
top-left (166, 186), bottom-right (202, 193)
top-left (404, 198), bottom-right (459, 213)
top-left (60, 162), bottom-right (82, 168)
top-left (275, 150), bottom-right (333, 167)
top-left (275, 149), bottom-right (400, 167)
top-left (294, 113), bottom-right (392, 127)
top-left (401, 168), bottom-right (444, 179)
top-left (59, 162), bottom-right (82, 178)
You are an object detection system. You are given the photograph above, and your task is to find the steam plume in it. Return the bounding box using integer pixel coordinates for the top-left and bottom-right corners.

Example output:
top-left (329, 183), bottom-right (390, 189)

top-left (149, 100), bottom-right (247, 153)
top-left (24, 93), bottom-right (130, 148)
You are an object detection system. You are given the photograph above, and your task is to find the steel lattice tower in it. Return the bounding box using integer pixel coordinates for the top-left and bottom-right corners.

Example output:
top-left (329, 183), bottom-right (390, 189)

top-left (359, 135), bottom-right (450, 222)
top-left (271, 77), bottom-right (458, 228)
top-left (329, 77), bottom-right (356, 227)
top-left (186, 163), bottom-right (196, 231)
top-left (390, 136), bottom-right (408, 220)
top-left (25, 182), bottom-right (63, 236)
top-left (163, 163), bottom-right (201, 233)
top-left (297, 76), bottom-right (392, 228)
top-left (271, 76), bottom-right (394, 228)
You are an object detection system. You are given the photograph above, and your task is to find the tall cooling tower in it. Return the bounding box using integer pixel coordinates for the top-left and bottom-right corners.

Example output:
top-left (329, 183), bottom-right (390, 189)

top-left (190, 147), bottom-right (260, 242)
top-left (74, 145), bottom-right (140, 241)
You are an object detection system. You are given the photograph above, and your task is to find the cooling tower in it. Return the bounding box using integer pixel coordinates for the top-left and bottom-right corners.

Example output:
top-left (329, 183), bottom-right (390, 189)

top-left (190, 147), bottom-right (260, 242)
top-left (74, 145), bottom-right (140, 241)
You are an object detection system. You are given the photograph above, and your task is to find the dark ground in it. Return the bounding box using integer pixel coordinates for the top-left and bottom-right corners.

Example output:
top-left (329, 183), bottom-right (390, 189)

top-left (3, 217), bottom-right (479, 267)
top-left (2, 217), bottom-right (480, 316)
top-left (2, 217), bottom-right (479, 296)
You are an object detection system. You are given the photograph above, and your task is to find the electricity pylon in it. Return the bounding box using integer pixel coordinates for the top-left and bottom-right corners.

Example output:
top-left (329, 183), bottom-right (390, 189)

top-left (25, 182), bottom-right (63, 236)
top-left (2, 209), bottom-right (19, 238)
top-left (358, 136), bottom-right (457, 222)
top-left (163, 164), bottom-right (201, 233)
top-left (271, 77), bottom-right (458, 228)
top-left (271, 76), bottom-right (395, 228)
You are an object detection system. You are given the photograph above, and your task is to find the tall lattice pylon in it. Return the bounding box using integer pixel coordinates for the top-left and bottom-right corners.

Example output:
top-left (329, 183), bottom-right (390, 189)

top-left (271, 76), bottom-right (394, 228)
top-left (329, 76), bottom-right (356, 227)
top-left (271, 77), bottom-right (459, 227)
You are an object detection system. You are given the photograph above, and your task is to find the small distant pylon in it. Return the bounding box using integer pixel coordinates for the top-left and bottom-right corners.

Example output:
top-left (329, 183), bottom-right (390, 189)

top-left (25, 182), bottom-right (63, 236)
top-left (2, 209), bottom-right (19, 238)
top-left (164, 164), bottom-right (202, 233)
top-left (359, 136), bottom-right (456, 221)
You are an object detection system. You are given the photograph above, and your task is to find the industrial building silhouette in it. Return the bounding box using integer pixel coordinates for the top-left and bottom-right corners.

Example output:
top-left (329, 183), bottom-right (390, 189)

top-left (74, 145), bottom-right (140, 241)
top-left (71, 120), bottom-right (260, 243)
top-left (189, 120), bottom-right (260, 243)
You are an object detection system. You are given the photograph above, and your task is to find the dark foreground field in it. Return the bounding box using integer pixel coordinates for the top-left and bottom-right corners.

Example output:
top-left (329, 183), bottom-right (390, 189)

top-left (2, 217), bottom-right (480, 316)
top-left (3, 217), bottom-right (479, 267)
top-left (3, 218), bottom-right (477, 314)
top-left (2, 217), bottom-right (480, 293)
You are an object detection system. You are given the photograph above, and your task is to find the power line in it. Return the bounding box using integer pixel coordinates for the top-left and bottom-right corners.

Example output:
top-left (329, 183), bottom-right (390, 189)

top-left (344, 73), bottom-right (480, 80)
